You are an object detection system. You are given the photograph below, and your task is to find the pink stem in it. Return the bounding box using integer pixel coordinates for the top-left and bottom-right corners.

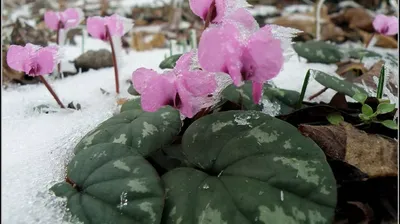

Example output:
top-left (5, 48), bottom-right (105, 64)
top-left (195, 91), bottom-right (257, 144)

top-left (105, 25), bottom-right (120, 94)
top-left (38, 76), bottom-right (65, 108)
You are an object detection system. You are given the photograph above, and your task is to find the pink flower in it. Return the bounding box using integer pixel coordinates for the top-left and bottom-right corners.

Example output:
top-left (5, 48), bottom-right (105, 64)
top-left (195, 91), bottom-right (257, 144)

top-left (7, 44), bottom-right (59, 76)
top-left (132, 52), bottom-right (217, 118)
top-left (189, 0), bottom-right (250, 24)
top-left (198, 9), bottom-right (284, 104)
top-left (373, 14), bottom-right (399, 36)
top-left (44, 8), bottom-right (84, 31)
top-left (87, 14), bottom-right (133, 41)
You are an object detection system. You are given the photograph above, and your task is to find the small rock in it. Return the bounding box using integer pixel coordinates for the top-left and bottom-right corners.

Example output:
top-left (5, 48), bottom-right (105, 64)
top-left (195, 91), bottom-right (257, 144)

top-left (73, 49), bottom-right (114, 72)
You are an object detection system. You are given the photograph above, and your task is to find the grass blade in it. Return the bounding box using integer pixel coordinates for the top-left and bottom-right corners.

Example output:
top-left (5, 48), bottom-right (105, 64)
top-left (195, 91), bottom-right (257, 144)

top-left (376, 65), bottom-right (385, 99)
top-left (296, 69), bottom-right (312, 109)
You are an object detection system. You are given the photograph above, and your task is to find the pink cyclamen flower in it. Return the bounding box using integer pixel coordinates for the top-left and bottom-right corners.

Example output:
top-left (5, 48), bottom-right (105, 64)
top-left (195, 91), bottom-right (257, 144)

top-left (189, 0), bottom-right (250, 24)
top-left (7, 44), bottom-right (59, 76)
top-left (132, 52), bottom-right (217, 118)
top-left (198, 9), bottom-right (284, 104)
top-left (373, 14), bottom-right (399, 36)
top-left (87, 14), bottom-right (133, 41)
top-left (44, 8), bottom-right (84, 31)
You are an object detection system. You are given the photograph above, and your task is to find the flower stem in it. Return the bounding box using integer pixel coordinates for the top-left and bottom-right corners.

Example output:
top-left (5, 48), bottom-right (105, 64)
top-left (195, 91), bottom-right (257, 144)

top-left (56, 21), bottom-right (62, 77)
top-left (105, 25), bottom-right (120, 94)
top-left (203, 0), bottom-right (216, 30)
top-left (365, 32), bottom-right (376, 49)
top-left (38, 76), bottom-right (65, 108)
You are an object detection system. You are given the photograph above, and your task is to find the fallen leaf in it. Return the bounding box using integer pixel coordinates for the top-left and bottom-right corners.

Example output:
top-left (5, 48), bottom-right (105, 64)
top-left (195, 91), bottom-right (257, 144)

top-left (357, 29), bottom-right (398, 49)
top-left (336, 61), bottom-right (368, 79)
top-left (299, 122), bottom-right (398, 177)
top-left (330, 8), bottom-right (374, 32)
top-left (354, 60), bottom-right (398, 96)
top-left (117, 98), bottom-right (129, 105)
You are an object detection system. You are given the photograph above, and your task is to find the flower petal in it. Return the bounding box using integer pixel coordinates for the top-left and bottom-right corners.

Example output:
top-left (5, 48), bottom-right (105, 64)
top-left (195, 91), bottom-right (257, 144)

top-left (198, 22), bottom-right (243, 85)
top-left (140, 73), bottom-right (176, 112)
top-left (105, 14), bottom-right (126, 37)
top-left (132, 68), bottom-right (159, 94)
top-left (225, 8), bottom-right (259, 33)
top-left (385, 16), bottom-right (399, 35)
top-left (6, 45), bottom-right (29, 72)
top-left (189, 0), bottom-right (214, 20)
top-left (373, 14), bottom-right (389, 34)
top-left (174, 51), bottom-right (195, 72)
top-left (62, 8), bottom-right (84, 29)
top-left (35, 46), bottom-right (58, 75)
top-left (44, 11), bottom-right (60, 31)
top-left (179, 70), bottom-right (217, 96)
top-left (87, 16), bottom-right (107, 40)
top-left (242, 25), bottom-right (284, 83)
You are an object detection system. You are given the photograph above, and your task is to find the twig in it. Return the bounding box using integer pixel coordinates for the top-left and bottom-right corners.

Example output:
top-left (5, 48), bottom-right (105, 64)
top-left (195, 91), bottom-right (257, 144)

top-left (308, 87), bottom-right (328, 101)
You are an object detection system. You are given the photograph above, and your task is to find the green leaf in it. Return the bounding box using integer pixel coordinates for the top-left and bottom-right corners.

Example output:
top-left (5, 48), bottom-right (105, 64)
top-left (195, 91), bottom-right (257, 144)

top-left (120, 98), bottom-right (142, 113)
top-left (352, 93), bottom-right (368, 104)
top-left (347, 49), bottom-right (381, 59)
top-left (159, 54), bottom-right (182, 69)
top-left (361, 104), bottom-right (374, 117)
top-left (312, 69), bottom-right (368, 97)
top-left (380, 120), bottom-right (398, 130)
top-left (296, 69), bottom-right (311, 108)
top-left (74, 106), bottom-right (182, 156)
top-left (51, 143), bottom-right (164, 224)
top-left (293, 41), bottom-right (343, 64)
top-left (376, 65), bottom-right (385, 99)
top-left (221, 82), bottom-right (300, 115)
top-left (376, 103), bottom-right (396, 114)
top-left (162, 111), bottom-right (337, 224)
top-left (127, 84), bottom-right (140, 96)
top-left (359, 114), bottom-right (371, 121)
top-left (327, 113), bottom-right (344, 125)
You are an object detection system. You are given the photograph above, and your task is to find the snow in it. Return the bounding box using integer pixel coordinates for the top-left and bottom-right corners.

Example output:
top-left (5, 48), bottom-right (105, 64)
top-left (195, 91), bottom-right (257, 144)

top-left (1, 36), bottom-right (169, 224)
top-left (2, 15), bottom-right (398, 224)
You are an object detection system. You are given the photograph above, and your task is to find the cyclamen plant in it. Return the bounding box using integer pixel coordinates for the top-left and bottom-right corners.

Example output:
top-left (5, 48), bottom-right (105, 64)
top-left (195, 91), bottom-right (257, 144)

top-left (45, 8), bottom-right (84, 75)
top-left (7, 44), bottom-right (65, 108)
top-left (87, 14), bottom-right (133, 94)
top-left (366, 14), bottom-right (399, 48)
top-left (51, 1), bottom-right (337, 223)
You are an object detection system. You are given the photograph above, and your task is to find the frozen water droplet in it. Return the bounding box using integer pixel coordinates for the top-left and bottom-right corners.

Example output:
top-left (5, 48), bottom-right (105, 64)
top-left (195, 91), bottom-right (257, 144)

top-left (202, 184), bottom-right (210, 189)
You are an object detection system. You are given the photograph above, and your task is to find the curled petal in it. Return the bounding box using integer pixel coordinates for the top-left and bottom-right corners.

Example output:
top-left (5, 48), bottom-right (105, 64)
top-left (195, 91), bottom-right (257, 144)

top-left (179, 70), bottom-right (217, 96)
top-left (105, 14), bottom-right (132, 37)
top-left (242, 25), bottom-right (284, 83)
top-left (198, 23), bottom-right (243, 77)
top-left (175, 51), bottom-right (195, 72)
top-left (225, 8), bottom-right (259, 34)
top-left (7, 45), bottom-right (29, 72)
top-left (44, 11), bottom-right (60, 31)
top-left (189, 0), bottom-right (214, 20)
top-left (140, 74), bottom-right (176, 112)
top-left (373, 14), bottom-right (399, 35)
top-left (62, 8), bottom-right (84, 29)
top-left (34, 47), bottom-right (58, 75)
top-left (132, 68), bottom-right (159, 94)
top-left (87, 17), bottom-right (107, 40)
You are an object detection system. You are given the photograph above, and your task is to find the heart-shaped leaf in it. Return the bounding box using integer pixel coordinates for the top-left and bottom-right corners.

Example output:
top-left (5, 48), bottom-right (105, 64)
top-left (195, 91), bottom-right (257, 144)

top-left (162, 111), bottom-right (337, 224)
top-left (347, 48), bottom-right (381, 59)
top-left (312, 69), bottom-right (368, 97)
top-left (159, 54), bottom-right (182, 69)
top-left (293, 41), bottom-right (343, 64)
top-left (221, 82), bottom-right (300, 115)
top-left (51, 143), bottom-right (164, 224)
top-left (361, 104), bottom-right (374, 117)
top-left (120, 98), bottom-right (142, 113)
top-left (74, 106), bottom-right (181, 156)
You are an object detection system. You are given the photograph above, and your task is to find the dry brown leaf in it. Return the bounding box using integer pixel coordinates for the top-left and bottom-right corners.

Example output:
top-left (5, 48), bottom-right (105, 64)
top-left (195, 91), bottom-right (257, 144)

top-left (117, 98), bottom-right (129, 105)
top-left (299, 122), bottom-right (398, 177)
top-left (131, 32), bottom-right (166, 51)
top-left (330, 8), bottom-right (374, 32)
top-left (357, 29), bottom-right (398, 48)
top-left (336, 61), bottom-right (368, 78)
top-left (354, 60), bottom-right (398, 96)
